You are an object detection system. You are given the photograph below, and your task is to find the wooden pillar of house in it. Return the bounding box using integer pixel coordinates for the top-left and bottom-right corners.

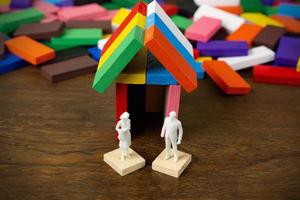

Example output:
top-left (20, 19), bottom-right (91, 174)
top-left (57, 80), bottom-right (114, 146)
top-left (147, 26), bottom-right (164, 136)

top-left (115, 83), bottom-right (128, 139)
top-left (165, 85), bottom-right (181, 117)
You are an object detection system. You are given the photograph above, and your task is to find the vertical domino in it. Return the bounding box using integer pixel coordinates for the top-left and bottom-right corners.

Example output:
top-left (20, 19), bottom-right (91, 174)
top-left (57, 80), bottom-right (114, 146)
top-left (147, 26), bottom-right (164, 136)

top-left (165, 85), bottom-right (181, 117)
top-left (275, 36), bottom-right (300, 67)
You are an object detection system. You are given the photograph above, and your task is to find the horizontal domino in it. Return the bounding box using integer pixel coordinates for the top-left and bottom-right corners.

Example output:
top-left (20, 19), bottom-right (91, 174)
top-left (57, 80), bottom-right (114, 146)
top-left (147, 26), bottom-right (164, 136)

top-left (253, 65), bottom-right (300, 86)
top-left (145, 26), bottom-right (197, 92)
top-left (41, 55), bottom-right (97, 83)
top-left (275, 36), bottom-right (300, 67)
top-left (0, 52), bottom-right (27, 74)
top-left (241, 13), bottom-right (283, 27)
top-left (185, 16), bottom-right (221, 42)
top-left (10, 0), bottom-right (32, 8)
top-left (270, 15), bottom-right (300, 34)
top-left (93, 27), bottom-right (145, 93)
top-left (278, 3), bottom-right (300, 19)
top-left (170, 15), bottom-right (193, 31)
top-left (0, 8), bottom-right (44, 33)
top-left (147, 1), bottom-right (193, 56)
top-left (196, 57), bottom-right (212, 63)
top-left (41, 14), bottom-right (59, 24)
top-left (0, 34), bottom-right (4, 59)
top-left (161, 4), bottom-right (178, 16)
top-left (87, 46), bottom-right (101, 61)
top-left (14, 21), bottom-right (65, 40)
top-left (197, 41), bottom-right (248, 57)
top-left (253, 25), bottom-right (286, 49)
top-left (51, 28), bottom-right (102, 46)
top-left (5, 36), bottom-right (55, 65)
top-left (227, 23), bottom-right (263, 47)
top-left (241, 0), bottom-right (264, 12)
top-left (33, 0), bottom-right (59, 15)
top-left (203, 60), bottom-right (251, 95)
top-left (218, 46), bottom-right (275, 71)
top-left (45, 0), bottom-right (73, 7)
top-left (57, 3), bottom-right (107, 21)
top-left (216, 6), bottom-right (243, 15)
top-left (42, 47), bottom-right (88, 65)
top-left (193, 4), bottom-right (245, 33)
top-left (194, 0), bottom-right (240, 6)
top-left (165, 85), bottom-right (181, 117)
top-left (65, 20), bottom-right (111, 33)
top-left (94, 10), bottom-right (118, 21)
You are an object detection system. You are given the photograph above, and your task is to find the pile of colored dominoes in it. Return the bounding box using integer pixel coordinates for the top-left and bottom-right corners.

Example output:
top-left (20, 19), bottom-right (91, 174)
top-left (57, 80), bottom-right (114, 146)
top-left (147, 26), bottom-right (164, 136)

top-left (0, 0), bottom-right (299, 94)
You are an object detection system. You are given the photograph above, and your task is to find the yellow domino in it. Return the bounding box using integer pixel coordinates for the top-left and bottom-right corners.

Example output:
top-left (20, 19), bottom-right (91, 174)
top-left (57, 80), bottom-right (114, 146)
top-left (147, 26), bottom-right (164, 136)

top-left (297, 57), bottom-right (300, 72)
top-left (0, 0), bottom-right (11, 6)
top-left (98, 13), bottom-right (146, 69)
top-left (116, 47), bottom-right (147, 84)
top-left (241, 13), bottom-right (284, 27)
top-left (112, 8), bottom-right (131, 27)
top-left (196, 57), bottom-right (212, 63)
top-left (102, 34), bottom-right (112, 39)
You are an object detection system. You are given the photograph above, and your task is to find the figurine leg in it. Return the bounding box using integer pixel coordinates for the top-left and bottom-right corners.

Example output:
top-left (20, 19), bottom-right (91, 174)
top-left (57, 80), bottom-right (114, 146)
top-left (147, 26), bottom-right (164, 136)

top-left (121, 149), bottom-right (125, 161)
top-left (125, 148), bottom-right (131, 158)
top-left (164, 138), bottom-right (171, 160)
top-left (171, 140), bottom-right (178, 162)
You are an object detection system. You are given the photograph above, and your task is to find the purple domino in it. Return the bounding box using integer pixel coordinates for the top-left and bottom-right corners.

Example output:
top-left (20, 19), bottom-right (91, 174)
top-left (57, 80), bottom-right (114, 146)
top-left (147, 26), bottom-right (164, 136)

top-left (10, 0), bottom-right (32, 8)
top-left (196, 41), bottom-right (248, 57)
top-left (261, 0), bottom-right (275, 5)
top-left (275, 36), bottom-right (300, 67)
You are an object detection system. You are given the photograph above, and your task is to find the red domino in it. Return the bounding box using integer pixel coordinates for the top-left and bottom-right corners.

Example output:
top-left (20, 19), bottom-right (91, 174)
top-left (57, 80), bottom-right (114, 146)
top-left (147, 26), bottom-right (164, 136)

top-left (161, 4), bottom-right (179, 16)
top-left (253, 65), bottom-right (300, 86)
top-left (193, 49), bottom-right (200, 58)
top-left (115, 83), bottom-right (128, 139)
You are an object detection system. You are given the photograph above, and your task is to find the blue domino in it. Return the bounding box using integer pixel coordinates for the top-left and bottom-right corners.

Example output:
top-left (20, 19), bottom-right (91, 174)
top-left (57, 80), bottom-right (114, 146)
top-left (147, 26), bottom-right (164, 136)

top-left (0, 53), bottom-right (27, 74)
top-left (146, 13), bottom-right (202, 79)
top-left (278, 3), bottom-right (300, 19)
top-left (88, 46), bottom-right (102, 62)
top-left (193, 62), bottom-right (205, 80)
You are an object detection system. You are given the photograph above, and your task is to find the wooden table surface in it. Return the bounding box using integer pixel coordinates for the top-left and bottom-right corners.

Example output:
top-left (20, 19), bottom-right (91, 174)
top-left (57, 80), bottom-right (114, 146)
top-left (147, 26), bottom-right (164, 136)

top-left (0, 66), bottom-right (300, 200)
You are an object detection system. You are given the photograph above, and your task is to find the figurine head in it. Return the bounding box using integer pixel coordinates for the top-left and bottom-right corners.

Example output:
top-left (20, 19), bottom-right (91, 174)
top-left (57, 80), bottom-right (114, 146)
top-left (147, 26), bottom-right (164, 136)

top-left (120, 112), bottom-right (129, 120)
top-left (169, 111), bottom-right (177, 119)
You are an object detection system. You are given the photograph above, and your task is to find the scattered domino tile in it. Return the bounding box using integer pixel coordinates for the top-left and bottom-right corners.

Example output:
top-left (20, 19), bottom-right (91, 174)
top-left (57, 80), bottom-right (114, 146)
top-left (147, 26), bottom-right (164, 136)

top-left (278, 3), bottom-right (300, 19)
top-left (0, 34), bottom-right (4, 59)
top-left (5, 36), bottom-right (55, 65)
top-left (14, 21), bottom-right (65, 40)
top-left (218, 46), bottom-right (275, 71)
top-left (97, 38), bottom-right (109, 50)
top-left (253, 65), bottom-right (300, 86)
top-left (194, 0), bottom-right (240, 6)
top-left (41, 55), bottom-right (97, 83)
top-left (58, 3), bottom-right (107, 21)
top-left (42, 47), bottom-right (88, 65)
top-left (203, 60), bottom-right (251, 95)
top-left (102, 2), bottom-right (147, 54)
top-left (197, 40), bottom-right (248, 57)
top-left (241, 0), bottom-right (264, 12)
top-left (45, 0), bottom-right (73, 7)
top-left (241, 13), bottom-right (283, 27)
top-left (216, 6), bottom-right (243, 15)
top-left (147, 1), bottom-right (193, 56)
top-left (165, 85), bottom-right (181, 117)
top-left (103, 148), bottom-right (145, 176)
top-left (196, 57), bottom-right (212, 63)
top-left (146, 52), bottom-right (177, 85)
top-left (116, 47), bottom-right (147, 84)
top-left (227, 23), bottom-right (263, 47)
top-left (261, 0), bottom-right (275, 6)
top-left (193, 49), bottom-right (200, 59)
top-left (112, 8), bottom-right (131, 29)
top-left (94, 10), bottom-right (118, 21)
top-left (65, 20), bottom-right (111, 33)
top-left (10, 0), bottom-right (32, 8)
top-left (152, 149), bottom-right (191, 178)
top-left (297, 58), bottom-right (300, 72)
top-left (253, 25), bottom-right (286, 49)
top-left (145, 26), bottom-right (197, 93)
top-left (264, 6), bottom-right (278, 16)
top-left (41, 14), bottom-right (59, 24)
top-left (270, 15), bottom-right (300, 34)
top-left (275, 36), bottom-right (300, 67)
top-left (44, 41), bottom-right (79, 51)
top-left (93, 27), bottom-right (145, 93)
top-left (51, 28), bottom-right (102, 46)
top-left (193, 4), bottom-right (245, 33)
top-left (0, 8), bottom-right (44, 33)
top-left (170, 15), bottom-right (192, 30)
top-left (33, 0), bottom-right (59, 15)
top-left (161, 4), bottom-right (178, 16)
top-left (0, 52), bottom-right (27, 74)
top-left (185, 16), bottom-right (221, 42)
top-left (87, 46), bottom-right (101, 61)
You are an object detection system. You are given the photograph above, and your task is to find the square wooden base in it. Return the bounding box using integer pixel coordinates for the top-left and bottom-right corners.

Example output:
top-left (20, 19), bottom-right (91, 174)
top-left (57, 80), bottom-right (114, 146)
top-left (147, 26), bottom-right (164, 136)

top-left (152, 149), bottom-right (191, 178)
top-left (103, 148), bottom-right (145, 176)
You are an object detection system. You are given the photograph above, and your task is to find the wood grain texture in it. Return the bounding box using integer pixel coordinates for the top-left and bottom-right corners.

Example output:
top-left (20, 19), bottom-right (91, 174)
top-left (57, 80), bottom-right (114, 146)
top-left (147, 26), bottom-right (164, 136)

top-left (0, 65), bottom-right (300, 200)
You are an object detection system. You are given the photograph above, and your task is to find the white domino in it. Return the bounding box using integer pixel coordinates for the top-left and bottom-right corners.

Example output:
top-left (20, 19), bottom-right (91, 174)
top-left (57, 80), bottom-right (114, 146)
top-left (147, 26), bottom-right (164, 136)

top-left (97, 38), bottom-right (109, 50)
top-left (218, 46), bottom-right (275, 71)
top-left (147, 0), bottom-right (193, 56)
top-left (194, 0), bottom-right (240, 6)
top-left (193, 4), bottom-right (245, 33)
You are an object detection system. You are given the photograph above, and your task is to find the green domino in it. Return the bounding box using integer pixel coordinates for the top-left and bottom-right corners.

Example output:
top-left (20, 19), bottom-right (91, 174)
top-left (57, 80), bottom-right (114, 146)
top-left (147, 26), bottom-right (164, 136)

top-left (102, 2), bottom-right (122, 10)
top-left (92, 26), bottom-right (144, 93)
top-left (241, 0), bottom-right (264, 13)
top-left (0, 8), bottom-right (44, 33)
top-left (112, 0), bottom-right (149, 7)
top-left (51, 28), bottom-right (102, 46)
top-left (171, 15), bottom-right (193, 31)
top-left (44, 42), bottom-right (80, 51)
top-left (264, 6), bottom-right (278, 16)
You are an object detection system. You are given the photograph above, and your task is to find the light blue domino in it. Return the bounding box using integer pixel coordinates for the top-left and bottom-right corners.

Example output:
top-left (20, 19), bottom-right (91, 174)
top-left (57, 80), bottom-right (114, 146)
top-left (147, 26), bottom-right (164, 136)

top-left (88, 46), bottom-right (102, 62)
top-left (147, 13), bottom-right (202, 79)
top-left (278, 4), bottom-right (300, 19)
top-left (193, 62), bottom-right (205, 80)
top-left (0, 53), bottom-right (27, 74)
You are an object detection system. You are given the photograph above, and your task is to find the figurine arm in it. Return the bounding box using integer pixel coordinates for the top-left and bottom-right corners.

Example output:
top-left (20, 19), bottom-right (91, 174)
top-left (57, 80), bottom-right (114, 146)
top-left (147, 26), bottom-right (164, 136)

top-left (115, 121), bottom-right (121, 132)
top-left (161, 119), bottom-right (166, 138)
top-left (177, 122), bottom-right (183, 144)
top-left (122, 120), bottom-right (131, 132)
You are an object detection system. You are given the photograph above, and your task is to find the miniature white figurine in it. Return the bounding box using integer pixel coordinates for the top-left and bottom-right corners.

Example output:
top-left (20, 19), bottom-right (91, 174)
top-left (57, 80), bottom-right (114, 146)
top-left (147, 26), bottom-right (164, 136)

top-left (161, 111), bottom-right (183, 162)
top-left (115, 112), bottom-right (132, 161)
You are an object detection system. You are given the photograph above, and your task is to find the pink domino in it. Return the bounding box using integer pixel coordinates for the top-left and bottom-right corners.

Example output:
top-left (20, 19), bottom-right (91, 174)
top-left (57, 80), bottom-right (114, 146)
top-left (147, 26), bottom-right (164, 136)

top-left (41, 14), bottom-right (59, 23)
top-left (57, 3), bottom-right (107, 22)
top-left (94, 10), bottom-right (118, 21)
top-left (185, 16), bottom-right (221, 42)
top-left (165, 85), bottom-right (181, 117)
top-left (33, 0), bottom-right (60, 15)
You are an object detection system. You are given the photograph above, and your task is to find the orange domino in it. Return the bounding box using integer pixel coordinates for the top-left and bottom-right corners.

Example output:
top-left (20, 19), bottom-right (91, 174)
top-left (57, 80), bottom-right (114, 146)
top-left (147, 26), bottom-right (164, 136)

top-left (270, 15), bottom-right (300, 34)
top-left (203, 60), bottom-right (251, 95)
top-left (227, 23), bottom-right (263, 47)
top-left (5, 36), bottom-right (55, 65)
top-left (144, 26), bottom-right (197, 93)
top-left (216, 6), bottom-right (243, 15)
